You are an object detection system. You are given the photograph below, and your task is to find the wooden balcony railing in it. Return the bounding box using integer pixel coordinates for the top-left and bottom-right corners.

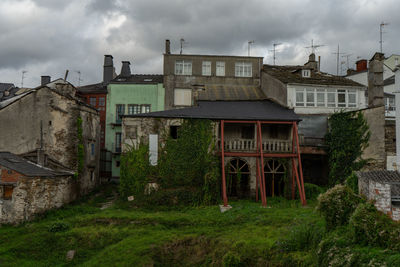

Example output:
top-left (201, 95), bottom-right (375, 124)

top-left (217, 138), bottom-right (292, 153)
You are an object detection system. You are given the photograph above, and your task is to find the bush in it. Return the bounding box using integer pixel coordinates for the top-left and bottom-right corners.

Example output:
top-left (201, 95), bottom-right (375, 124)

top-left (222, 251), bottom-right (242, 267)
top-left (276, 222), bottom-right (324, 252)
top-left (48, 221), bottom-right (70, 232)
top-left (349, 202), bottom-right (400, 251)
top-left (316, 184), bottom-right (362, 230)
top-left (140, 187), bottom-right (202, 208)
top-left (296, 183), bottom-right (324, 200)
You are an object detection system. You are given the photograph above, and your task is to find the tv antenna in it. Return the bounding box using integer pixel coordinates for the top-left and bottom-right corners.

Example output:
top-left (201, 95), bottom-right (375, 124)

top-left (305, 39), bottom-right (325, 54)
top-left (248, 40), bottom-right (255, 56)
top-left (75, 70), bottom-right (83, 86)
top-left (21, 70), bottom-right (27, 88)
top-left (332, 44), bottom-right (345, 75)
top-left (180, 38), bottom-right (187, 54)
top-left (341, 53), bottom-right (353, 70)
top-left (269, 43), bottom-right (282, 65)
top-left (380, 21), bottom-right (389, 53)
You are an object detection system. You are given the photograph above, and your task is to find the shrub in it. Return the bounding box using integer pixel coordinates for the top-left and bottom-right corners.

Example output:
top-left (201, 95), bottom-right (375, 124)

top-left (48, 221), bottom-right (70, 232)
top-left (296, 183), bottom-right (324, 200)
top-left (276, 222), bottom-right (324, 252)
top-left (349, 202), bottom-right (400, 251)
top-left (139, 187), bottom-right (202, 208)
top-left (222, 251), bottom-right (242, 267)
top-left (316, 184), bottom-right (361, 230)
top-left (345, 172), bottom-right (358, 194)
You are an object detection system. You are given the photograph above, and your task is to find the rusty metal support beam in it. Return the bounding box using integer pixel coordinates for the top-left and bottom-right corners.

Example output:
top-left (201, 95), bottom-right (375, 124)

top-left (221, 120), bottom-right (228, 207)
top-left (294, 122), bottom-right (306, 205)
top-left (257, 121), bottom-right (267, 207)
top-left (221, 152), bottom-right (297, 158)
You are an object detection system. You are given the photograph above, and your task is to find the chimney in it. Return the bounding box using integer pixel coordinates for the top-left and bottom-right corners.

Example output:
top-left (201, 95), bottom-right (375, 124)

top-left (367, 52), bottom-right (385, 107)
top-left (165, 39), bottom-right (171, 54)
top-left (120, 61), bottom-right (131, 77)
top-left (304, 53), bottom-right (318, 70)
top-left (41, 76), bottom-right (51, 86)
top-left (103, 55), bottom-right (114, 83)
top-left (356, 59), bottom-right (368, 72)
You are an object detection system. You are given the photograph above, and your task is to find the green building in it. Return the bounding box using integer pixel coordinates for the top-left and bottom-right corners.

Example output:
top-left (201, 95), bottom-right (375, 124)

top-left (105, 61), bottom-right (164, 180)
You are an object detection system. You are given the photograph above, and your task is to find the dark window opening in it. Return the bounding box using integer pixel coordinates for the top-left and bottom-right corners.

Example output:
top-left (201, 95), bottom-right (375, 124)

top-left (2, 185), bottom-right (13, 200)
top-left (241, 126), bottom-right (254, 139)
top-left (170, 126), bottom-right (180, 139)
top-left (48, 121), bottom-right (52, 126)
top-left (226, 158), bottom-right (251, 198)
top-left (116, 160), bottom-right (120, 167)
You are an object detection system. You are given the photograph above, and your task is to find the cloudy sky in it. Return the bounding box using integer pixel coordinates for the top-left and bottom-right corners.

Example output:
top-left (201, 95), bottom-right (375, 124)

top-left (0, 0), bottom-right (399, 88)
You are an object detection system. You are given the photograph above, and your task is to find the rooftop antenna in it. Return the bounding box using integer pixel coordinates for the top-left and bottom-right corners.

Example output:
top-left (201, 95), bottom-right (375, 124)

top-left (248, 40), bottom-right (255, 56)
top-left (21, 70), bottom-right (27, 88)
top-left (332, 44), bottom-right (345, 75)
top-left (305, 39), bottom-right (325, 54)
top-left (380, 21), bottom-right (389, 53)
top-left (75, 70), bottom-right (82, 86)
top-left (269, 43), bottom-right (282, 65)
top-left (180, 38), bottom-right (186, 54)
top-left (341, 53), bottom-right (353, 70)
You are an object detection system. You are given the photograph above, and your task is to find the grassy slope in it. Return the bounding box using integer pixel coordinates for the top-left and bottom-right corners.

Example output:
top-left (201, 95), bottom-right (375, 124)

top-left (0, 187), bottom-right (323, 267)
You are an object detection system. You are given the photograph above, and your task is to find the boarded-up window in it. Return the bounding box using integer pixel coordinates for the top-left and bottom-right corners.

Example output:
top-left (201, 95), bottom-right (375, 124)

top-left (3, 185), bottom-right (13, 200)
top-left (126, 126), bottom-right (137, 139)
top-left (174, 89), bottom-right (192, 106)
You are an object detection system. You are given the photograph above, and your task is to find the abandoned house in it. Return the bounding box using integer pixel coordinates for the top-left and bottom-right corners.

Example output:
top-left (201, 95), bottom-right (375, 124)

top-left (261, 53), bottom-right (368, 184)
top-left (122, 95), bottom-right (307, 206)
top-left (0, 78), bottom-right (101, 223)
top-left (0, 152), bottom-right (74, 224)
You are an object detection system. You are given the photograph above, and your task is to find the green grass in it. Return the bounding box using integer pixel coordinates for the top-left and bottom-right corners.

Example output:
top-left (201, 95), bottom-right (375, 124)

top-left (0, 186), bottom-right (324, 266)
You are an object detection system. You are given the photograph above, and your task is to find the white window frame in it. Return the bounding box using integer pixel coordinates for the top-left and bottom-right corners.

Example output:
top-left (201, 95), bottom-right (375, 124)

top-left (302, 69), bottom-right (311, 77)
top-left (235, 62), bottom-right (252, 77)
top-left (202, 61), bottom-right (211, 76)
top-left (295, 89), bottom-right (305, 107)
top-left (294, 88), bottom-right (358, 109)
top-left (216, 61), bottom-right (225, 76)
top-left (175, 60), bottom-right (192, 75)
top-left (174, 88), bottom-right (192, 106)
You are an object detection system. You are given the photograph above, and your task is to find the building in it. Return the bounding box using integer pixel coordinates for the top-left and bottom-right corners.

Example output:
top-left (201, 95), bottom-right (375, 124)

top-left (0, 152), bottom-right (74, 224)
top-left (162, 39), bottom-right (263, 110)
top-left (261, 54), bottom-right (367, 183)
top-left (0, 78), bottom-right (101, 197)
top-left (105, 61), bottom-right (164, 180)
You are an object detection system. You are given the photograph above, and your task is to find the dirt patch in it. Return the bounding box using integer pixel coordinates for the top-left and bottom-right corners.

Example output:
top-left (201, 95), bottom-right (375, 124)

top-left (151, 236), bottom-right (222, 266)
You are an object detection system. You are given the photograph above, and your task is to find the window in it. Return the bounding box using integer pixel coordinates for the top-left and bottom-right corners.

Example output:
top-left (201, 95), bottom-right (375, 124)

top-left (216, 61), bottom-right (225, 76)
top-left (141, 104), bottom-right (151, 113)
top-left (295, 89), bottom-right (304, 107)
top-left (241, 126), bottom-right (254, 139)
top-left (327, 89), bottom-right (336, 107)
top-left (115, 133), bottom-right (122, 153)
top-left (348, 90), bottom-right (357, 107)
top-left (115, 104), bottom-right (125, 123)
top-left (174, 89), bottom-right (192, 106)
top-left (386, 96), bottom-right (395, 111)
top-left (2, 185), bottom-right (13, 200)
top-left (91, 143), bottom-right (95, 156)
top-left (338, 90), bottom-right (346, 107)
top-left (235, 62), bottom-right (252, 77)
top-left (202, 61), bottom-right (211, 76)
top-left (170, 126), bottom-right (180, 139)
top-left (126, 126), bottom-right (137, 139)
top-left (116, 160), bottom-right (120, 167)
top-left (175, 60), bottom-right (192, 75)
top-left (99, 97), bottom-right (105, 106)
top-left (89, 97), bottom-right (97, 107)
top-left (316, 89), bottom-right (325, 107)
top-left (128, 104), bottom-right (140, 115)
top-left (91, 171), bottom-right (94, 182)
top-left (302, 69), bottom-right (311, 77)
top-left (306, 89), bottom-right (315, 107)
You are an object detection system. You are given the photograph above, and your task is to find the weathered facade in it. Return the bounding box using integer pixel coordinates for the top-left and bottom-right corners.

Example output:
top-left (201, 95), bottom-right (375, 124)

top-left (0, 79), bottom-right (101, 197)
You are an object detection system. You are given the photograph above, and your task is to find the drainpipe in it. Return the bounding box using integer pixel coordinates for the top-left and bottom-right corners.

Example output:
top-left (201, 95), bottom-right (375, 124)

top-left (394, 67), bottom-right (400, 171)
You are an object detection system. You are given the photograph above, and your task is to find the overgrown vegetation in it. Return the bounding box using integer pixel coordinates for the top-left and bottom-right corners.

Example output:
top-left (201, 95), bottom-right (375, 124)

top-left (120, 119), bottom-right (220, 206)
top-left (324, 111), bottom-right (370, 186)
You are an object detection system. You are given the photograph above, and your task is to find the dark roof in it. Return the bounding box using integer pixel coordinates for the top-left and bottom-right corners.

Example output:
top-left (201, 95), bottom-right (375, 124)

top-left (77, 82), bottom-right (107, 94)
top-left (263, 65), bottom-right (365, 87)
top-left (0, 152), bottom-right (72, 177)
top-left (0, 83), bottom-right (14, 92)
top-left (0, 83), bottom-right (20, 101)
top-left (110, 74), bottom-right (163, 84)
top-left (124, 100), bottom-right (300, 121)
top-left (384, 75), bottom-right (395, 86)
top-left (198, 85), bottom-right (266, 101)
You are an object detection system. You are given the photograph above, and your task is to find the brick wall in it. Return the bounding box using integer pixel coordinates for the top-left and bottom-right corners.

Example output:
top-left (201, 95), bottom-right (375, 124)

top-left (368, 181), bottom-right (392, 214)
top-left (0, 167), bottom-right (24, 183)
top-left (392, 205), bottom-right (400, 221)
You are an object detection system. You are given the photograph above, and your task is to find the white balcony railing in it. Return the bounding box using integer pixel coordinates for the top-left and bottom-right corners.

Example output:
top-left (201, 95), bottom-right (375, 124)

top-left (218, 138), bottom-right (292, 153)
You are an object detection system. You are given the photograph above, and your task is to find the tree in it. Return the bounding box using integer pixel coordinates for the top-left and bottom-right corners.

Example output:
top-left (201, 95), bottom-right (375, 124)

top-left (324, 111), bottom-right (370, 186)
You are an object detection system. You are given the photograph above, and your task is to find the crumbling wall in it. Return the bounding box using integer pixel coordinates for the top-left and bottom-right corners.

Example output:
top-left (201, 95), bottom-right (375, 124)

top-left (0, 176), bottom-right (75, 224)
top-left (368, 180), bottom-right (391, 214)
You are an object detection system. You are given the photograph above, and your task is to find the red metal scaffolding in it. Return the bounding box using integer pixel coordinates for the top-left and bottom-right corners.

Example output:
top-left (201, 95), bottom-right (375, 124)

top-left (220, 120), bottom-right (307, 207)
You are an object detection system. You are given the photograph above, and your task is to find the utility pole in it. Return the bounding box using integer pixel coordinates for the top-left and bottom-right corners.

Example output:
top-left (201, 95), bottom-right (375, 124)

top-left (21, 70), bottom-right (27, 88)
top-left (248, 40), bottom-right (255, 56)
top-left (332, 45), bottom-right (345, 75)
top-left (75, 70), bottom-right (82, 86)
top-left (269, 43), bottom-right (282, 65)
top-left (380, 21), bottom-right (389, 53)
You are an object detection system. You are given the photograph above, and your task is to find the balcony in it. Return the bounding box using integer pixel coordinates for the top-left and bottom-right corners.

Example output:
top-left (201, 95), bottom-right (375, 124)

top-left (217, 138), bottom-right (292, 153)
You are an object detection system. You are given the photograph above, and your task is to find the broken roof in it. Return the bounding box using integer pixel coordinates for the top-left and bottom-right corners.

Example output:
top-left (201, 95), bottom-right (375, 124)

top-left (357, 170), bottom-right (400, 197)
top-left (111, 74), bottom-right (163, 84)
top-left (0, 152), bottom-right (72, 177)
top-left (198, 85), bottom-right (266, 101)
top-left (263, 65), bottom-right (365, 87)
top-left (124, 100), bottom-right (300, 121)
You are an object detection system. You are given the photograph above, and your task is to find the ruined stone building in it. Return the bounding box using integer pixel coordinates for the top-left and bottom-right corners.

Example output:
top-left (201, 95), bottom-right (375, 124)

top-left (0, 78), bottom-right (101, 223)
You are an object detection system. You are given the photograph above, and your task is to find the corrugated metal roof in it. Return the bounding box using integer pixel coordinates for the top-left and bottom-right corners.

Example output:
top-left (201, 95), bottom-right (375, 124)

top-left (356, 170), bottom-right (400, 197)
top-left (124, 100), bottom-right (300, 121)
top-left (198, 85), bottom-right (266, 101)
top-left (0, 152), bottom-right (72, 177)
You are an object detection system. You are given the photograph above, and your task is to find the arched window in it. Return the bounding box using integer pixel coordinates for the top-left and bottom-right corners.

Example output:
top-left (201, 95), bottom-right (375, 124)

top-left (264, 159), bottom-right (286, 197)
top-left (226, 158), bottom-right (250, 198)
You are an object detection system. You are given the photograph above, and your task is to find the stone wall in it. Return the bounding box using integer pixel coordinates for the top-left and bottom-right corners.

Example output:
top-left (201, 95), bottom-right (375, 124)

top-left (368, 180), bottom-right (391, 214)
top-left (392, 205), bottom-right (400, 221)
top-left (0, 176), bottom-right (75, 224)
